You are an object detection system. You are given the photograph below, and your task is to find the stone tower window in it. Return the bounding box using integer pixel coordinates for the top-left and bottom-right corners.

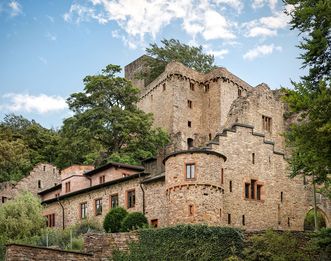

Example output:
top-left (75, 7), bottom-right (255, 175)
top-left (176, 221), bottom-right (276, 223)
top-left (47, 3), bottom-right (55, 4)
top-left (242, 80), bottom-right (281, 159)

top-left (187, 100), bottom-right (192, 108)
top-left (188, 121), bottom-right (191, 127)
top-left (242, 215), bottom-right (245, 226)
top-left (257, 185), bottom-right (262, 200)
top-left (204, 84), bottom-right (209, 92)
top-left (280, 192), bottom-right (283, 202)
top-left (189, 204), bottom-right (194, 216)
top-left (229, 180), bottom-right (232, 192)
top-left (227, 213), bottom-right (231, 224)
top-left (220, 209), bottom-right (222, 218)
top-left (244, 180), bottom-right (263, 201)
top-left (221, 168), bottom-right (224, 184)
top-left (162, 83), bottom-right (166, 91)
top-left (238, 88), bottom-right (242, 97)
top-left (252, 153), bottom-right (255, 164)
top-left (186, 163), bottom-right (195, 180)
top-left (43, 165), bottom-right (46, 171)
top-left (262, 115), bottom-right (272, 132)
top-left (38, 180), bottom-right (42, 189)
top-left (209, 133), bottom-right (212, 140)
top-left (190, 82), bottom-right (195, 91)
top-left (187, 138), bottom-right (193, 149)
top-left (151, 219), bottom-right (158, 228)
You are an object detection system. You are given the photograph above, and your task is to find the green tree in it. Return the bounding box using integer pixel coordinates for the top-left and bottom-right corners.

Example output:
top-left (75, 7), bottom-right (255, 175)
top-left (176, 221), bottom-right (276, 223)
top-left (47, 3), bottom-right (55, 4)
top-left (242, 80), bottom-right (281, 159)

top-left (282, 0), bottom-right (331, 195)
top-left (66, 64), bottom-right (169, 165)
top-left (103, 207), bottom-right (128, 233)
top-left (0, 192), bottom-right (46, 258)
top-left (140, 39), bottom-right (216, 84)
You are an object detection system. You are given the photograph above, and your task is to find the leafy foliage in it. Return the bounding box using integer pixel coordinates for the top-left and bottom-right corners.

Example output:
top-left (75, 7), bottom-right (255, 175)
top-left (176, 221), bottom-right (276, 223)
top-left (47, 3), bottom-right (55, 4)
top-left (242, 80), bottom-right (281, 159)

top-left (120, 212), bottom-right (148, 232)
top-left (304, 209), bottom-right (327, 231)
top-left (103, 207), bottom-right (128, 233)
top-left (113, 225), bottom-right (244, 260)
top-left (140, 39), bottom-right (216, 84)
top-left (308, 228), bottom-right (331, 260)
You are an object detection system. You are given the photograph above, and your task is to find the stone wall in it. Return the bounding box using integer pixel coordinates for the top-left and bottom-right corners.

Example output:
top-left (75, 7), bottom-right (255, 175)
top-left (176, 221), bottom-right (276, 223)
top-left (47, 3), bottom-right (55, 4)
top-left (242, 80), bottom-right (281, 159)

top-left (5, 244), bottom-right (93, 261)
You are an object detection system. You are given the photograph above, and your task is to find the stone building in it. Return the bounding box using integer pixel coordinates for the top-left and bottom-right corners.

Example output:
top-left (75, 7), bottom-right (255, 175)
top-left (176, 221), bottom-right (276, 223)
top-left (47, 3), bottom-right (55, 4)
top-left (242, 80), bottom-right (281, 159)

top-left (38, 57), bottom-right (330, 231)
top-left (0, 163), bottom-right (60, 205)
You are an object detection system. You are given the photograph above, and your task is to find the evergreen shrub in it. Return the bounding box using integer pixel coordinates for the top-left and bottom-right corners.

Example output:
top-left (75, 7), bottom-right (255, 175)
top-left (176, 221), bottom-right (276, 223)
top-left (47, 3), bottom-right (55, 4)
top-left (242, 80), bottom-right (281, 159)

top-left (103, 207), bottom-right (128, 233)
top-left (121, 212), bottom-right (148, 232)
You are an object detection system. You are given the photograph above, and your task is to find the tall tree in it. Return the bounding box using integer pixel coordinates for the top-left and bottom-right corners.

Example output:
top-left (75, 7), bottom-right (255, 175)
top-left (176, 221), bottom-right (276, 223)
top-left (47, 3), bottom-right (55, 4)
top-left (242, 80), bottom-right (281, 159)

top-left (139, 39), bottom-right (216, 84)
top-left (283, 0), bottom-right (331, 197)
top-left (66, 64), bottom-right (169, 166)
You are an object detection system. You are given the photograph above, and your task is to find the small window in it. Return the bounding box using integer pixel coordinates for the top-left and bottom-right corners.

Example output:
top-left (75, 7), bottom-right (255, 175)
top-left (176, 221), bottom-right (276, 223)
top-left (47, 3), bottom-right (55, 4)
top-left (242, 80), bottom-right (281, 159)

top-left (38, 180), bottom-right (42, 189)
top-left (303, 176), bottom-right (307, 185)
top-left (46, 214), bottom-right (55, 227)
top-left (55, 193), bottom-right (60, 198)
top-left (151, 219), bottom-right (158, 228)
top-left (95, 198), bottom-right (102, 216)
top-left (127, 190), bottom-right (135, 208)
top-left (245, 183), bottom-right (250, 199)
top-left (262, 115), bottom-right (272, 132)
top-left (204, 84), bottom-right (209, 92)
top-left (187, 138), bottom-right (193, 149)
top-left (80, 202), bottom-right (87, 219)
top-left (242, 215), bottom-right (245, 226)
top-left (280, 191), bottom-right (283, 203)
top-left (257, 185), bottom-right (262, 200)
top-left (220, 209), bottom-right (222, 218)
top-left (221, 168), bottom-right (224, 184)
top-left (43, 165), bottom-right (46, 171)
top-left (228, 213), bottom-right (231, 224)
top-left (251, 180), bottom-right (256, 199)
top-left (252, 153), bottom-right (255, 164)
top-left (238, 88), bottom-right (242, 97)
top-left (188, 121), bottom-right (191, 127)
top-left (187, 100), bottom-right (192, 108)
top-left (287, 217), bottom-right (291, 227)
top-left (2, 197), bottom-right (7, 203)
top-left (186, 163), bottom-right (195, 179)
top-left (110, 194), bottom-right (119, 208)
top-left (189, 204), bottom-right (194, 216)
top-left (99, 175), bottom-right (105, 184)
top-left (163, 83), bottom-right (166, 91)
top-left (229, 180), bottom-right (232, 192)
top-left (209, 133), bottom-right (212, 140)
top-left (65, 182), bottom-right (71, 193)
top-left (190, 82), bottom-right (195, 91)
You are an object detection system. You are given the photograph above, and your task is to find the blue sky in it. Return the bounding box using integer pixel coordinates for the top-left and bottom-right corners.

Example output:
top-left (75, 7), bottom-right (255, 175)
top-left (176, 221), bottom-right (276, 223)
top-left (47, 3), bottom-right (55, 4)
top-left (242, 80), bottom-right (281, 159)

top-left (0, 0), bottom-right (305, 129)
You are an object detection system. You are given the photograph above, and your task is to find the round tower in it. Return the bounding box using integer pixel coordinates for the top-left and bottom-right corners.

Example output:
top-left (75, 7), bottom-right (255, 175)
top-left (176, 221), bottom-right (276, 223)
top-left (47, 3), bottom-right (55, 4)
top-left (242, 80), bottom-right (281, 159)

top-left (164, 150), bottom-right (226, 226)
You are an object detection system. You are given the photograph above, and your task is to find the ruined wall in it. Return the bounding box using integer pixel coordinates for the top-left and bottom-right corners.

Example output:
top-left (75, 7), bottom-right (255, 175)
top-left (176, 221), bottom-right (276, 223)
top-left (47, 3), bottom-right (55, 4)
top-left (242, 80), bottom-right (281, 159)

top-left (164, 151), bottom-right (226, 226)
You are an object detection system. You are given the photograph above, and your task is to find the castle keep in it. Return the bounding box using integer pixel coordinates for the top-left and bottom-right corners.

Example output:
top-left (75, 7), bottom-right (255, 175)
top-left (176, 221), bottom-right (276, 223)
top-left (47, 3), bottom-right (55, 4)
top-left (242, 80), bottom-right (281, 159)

top-left (6, 57), bottom-right (329, 231)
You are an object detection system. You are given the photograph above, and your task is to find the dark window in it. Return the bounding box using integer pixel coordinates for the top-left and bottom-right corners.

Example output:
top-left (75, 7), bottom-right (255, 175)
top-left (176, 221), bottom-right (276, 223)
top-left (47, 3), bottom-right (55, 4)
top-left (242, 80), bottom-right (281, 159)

top-left (251, 180), bottom-right (256, 199)
top-left (80, 202), bottom-right (87, 219)
top-left (188, 100), bottom-right (192, 108)
top-left (303, 176), bottom-right (307, 185)
top-left (204, 84), bottom-right (209, 92)
top-left (221, 168), bottom-right (224, 184)
top-left (2, 197), bottom-right (7, 203)
top-left (187, 138), bottom-right (193, 149)
top-left (257, 185), bottom-right (262, 200)
top-left (252, 153), bottom-right (255, 164)
top-left (228, 213), bottom-right (231, 224)
top-left (43, 165), bottom-right (46, 171)
top-left (188, 121), bottom-right (191, 127)
top-left (288, 217), bottom-right (290, 227)
top-left (65, 182), bottom-right (70, 193)
top-left (190, 82), bottom-right (195, 91)
top-left (280, 191), bottom-right (283, 202)
top-left (189, 204), bottom-right (194, 216)
top-left (238, 88), bottom-right (242, 97)
top-left (186, 163), bottom-right (195, 179)
top-left (242, 215), bottom-right (245, 226)
top-left (110, 194), bottom-right (119, 208)
top-left (262, 115), bottom-right (272, 132)
top-left (99, 175), bottom-right (105, 184)
top-left (46, 214), bottom-right (55, 227)
top-left (245, 183), bottom-right (250, 199)
top-left (95, 198), bottom-right (102, 216)
top-left (163, 83), bottom-right (166, 91)
top-left (55, 193), bottom-right (60, 198)
top-left (38, 180), bottom-right (42, 189)
top-left (220, 209), bottom-right (222, 218)
top-left (127, 190), bottom-right (135, 208)
top-left (209, 133), bottom-right (212, 140)
top-left (151, 219), bottom-right (158, 228)
top-left (229, 180), bottom-right (232, 192)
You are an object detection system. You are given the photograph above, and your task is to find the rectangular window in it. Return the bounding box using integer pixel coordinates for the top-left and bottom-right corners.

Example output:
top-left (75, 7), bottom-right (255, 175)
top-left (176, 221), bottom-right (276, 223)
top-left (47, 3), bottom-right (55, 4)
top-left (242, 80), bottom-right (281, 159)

top-left (110, 194), bottom-right (119, 208)
top-left (228, 213), bottom-right (231, 224)
top-left (238, 88), bottom-right (242, 97)
top-left (163, 83), bottom-right (166, 91)
top-left (262, 115), bottom-right (272, 132)
top-left (80, 202), bottom-right (87, 219)
top-left (252, 153), bottom-right (255, 164)
top-left (280, 191), bottom-right (283, 203)
top-left (187, 100), bottom-right (192, 108)
top-left (245, 183), bottom-right (250, 199)
top-left (188, 121), bottom-right (191, 127)
top-left (65, 182), bottom-right (70, 193)
top-left (46, 214), bottom-right (55, 227)
top-left (229, 180), bottom-right (232, 192)
top-left (242, 215), bottom-right (245, 226)
top-left (127, 190), bottom-right (135, 208)
top-left (190, 82), bottom-right (195, 91)
top-left (186, 163), bottom-right (195, 179)
top-left (99, 175), bottom-right (105, 184)
top-left (151, 219), bottom-right (158, 228)
top-left (204, 84), bottom-right (209, 92)
top-left (189, 204), bottom-right (194, 216)
top-left (251, 180), bottom-right (256, 199)
top-left (38, 180), bottom-right (42, 189)
top-left (95, 198), bottom-right (102, 216)
top-left (221, 168), bottom-right (224, 184)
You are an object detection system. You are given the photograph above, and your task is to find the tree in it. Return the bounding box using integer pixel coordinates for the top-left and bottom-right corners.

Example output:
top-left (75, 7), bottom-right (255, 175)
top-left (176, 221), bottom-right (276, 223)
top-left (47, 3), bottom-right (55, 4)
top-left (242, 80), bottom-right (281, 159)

top-left (282, 0), bottom-right (331, 196)
top-left (66, 64), bottom-right (169, 166)
top-left (0, 192), bottom-right (46, 258)
top-left (140, 39), bottom-right (216, 84)
top-left (103, 207), bottom-right (128, 233)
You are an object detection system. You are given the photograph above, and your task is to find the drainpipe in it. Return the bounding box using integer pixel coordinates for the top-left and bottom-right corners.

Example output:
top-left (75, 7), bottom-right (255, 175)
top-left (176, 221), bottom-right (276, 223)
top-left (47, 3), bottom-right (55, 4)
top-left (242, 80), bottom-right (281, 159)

top-left (57, 195), bottom-right (65, 230)
top-left (139, 173), bottom-right (146, 214)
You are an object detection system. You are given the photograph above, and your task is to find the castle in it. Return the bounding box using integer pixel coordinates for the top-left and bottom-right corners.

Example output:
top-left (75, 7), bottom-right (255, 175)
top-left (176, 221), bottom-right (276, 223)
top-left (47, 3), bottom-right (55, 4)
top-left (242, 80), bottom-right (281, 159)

top-left (1, 56), bottom-right (330, 231)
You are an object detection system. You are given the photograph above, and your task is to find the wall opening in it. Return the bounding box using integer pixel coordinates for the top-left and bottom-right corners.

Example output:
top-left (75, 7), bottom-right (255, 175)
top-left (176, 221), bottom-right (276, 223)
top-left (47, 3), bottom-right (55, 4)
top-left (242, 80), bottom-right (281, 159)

top-left (187, 138), bottom-right (193, 149)
top-left (304, 208), bottom-right (327, 231)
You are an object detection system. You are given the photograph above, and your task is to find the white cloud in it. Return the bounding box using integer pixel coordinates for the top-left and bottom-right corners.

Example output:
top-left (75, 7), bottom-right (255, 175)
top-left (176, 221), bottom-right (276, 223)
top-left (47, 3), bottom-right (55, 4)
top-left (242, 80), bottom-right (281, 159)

top-left (64, 0), bottom-right (237, 48)
top-left (208, 48), bottom-right (229, 59)
top-left (246, 26), bottom-right (277, 37)
top-left (243, 44), bottom-right (282, 60)
top-left (1, 93), bottom-right (67, 114)
top-left (251, 0), bottom-right (277, 10)
top-left (8, 0), bottom-right (22, 17)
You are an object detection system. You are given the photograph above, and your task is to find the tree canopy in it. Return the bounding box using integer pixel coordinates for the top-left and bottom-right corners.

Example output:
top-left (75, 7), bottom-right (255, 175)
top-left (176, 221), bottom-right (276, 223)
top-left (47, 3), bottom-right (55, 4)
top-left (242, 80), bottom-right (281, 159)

top-left (283, 0), bottom-right (331, 195)
top-left (139, 39), bottom-right (216, 84)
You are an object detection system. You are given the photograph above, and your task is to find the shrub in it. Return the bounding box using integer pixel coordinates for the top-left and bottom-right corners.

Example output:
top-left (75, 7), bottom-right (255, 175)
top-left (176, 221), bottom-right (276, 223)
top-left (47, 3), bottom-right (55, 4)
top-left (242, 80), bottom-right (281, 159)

top-left (73, 218), bottom-right (103, 236)
top-left (121, 212), bottom-right (148, 232)
top-left (103, 207), bottom-right (128, 233)
top-left (308, 228), bottom-right (331, 260)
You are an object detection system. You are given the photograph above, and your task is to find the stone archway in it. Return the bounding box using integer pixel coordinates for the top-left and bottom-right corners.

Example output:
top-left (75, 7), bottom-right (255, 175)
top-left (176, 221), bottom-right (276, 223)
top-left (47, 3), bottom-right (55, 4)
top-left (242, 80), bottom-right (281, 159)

top-left (304, 208), bottom-right (327, 231)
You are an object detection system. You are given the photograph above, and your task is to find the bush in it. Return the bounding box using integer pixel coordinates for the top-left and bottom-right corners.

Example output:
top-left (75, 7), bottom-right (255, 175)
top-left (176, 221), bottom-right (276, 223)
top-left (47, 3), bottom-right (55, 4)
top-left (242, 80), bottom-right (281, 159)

top-left (103, 207), bottom-right (128, 233)
top-left (121, 212), bottom-right (148, 232)
top-left (308, 228), bottom-right (331, 261)
top-left (73, 219), bottom-right (103, 236)
top-left (113, 224), bottom-right (244, 260)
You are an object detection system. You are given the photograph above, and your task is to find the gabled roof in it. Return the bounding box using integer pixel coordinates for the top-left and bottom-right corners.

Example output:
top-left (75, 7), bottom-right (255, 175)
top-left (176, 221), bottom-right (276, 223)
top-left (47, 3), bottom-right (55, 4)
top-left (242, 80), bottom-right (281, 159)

top-left (83, 162), bottom-right (144, 176)
top-left (38, 183), bottom-right (62, 195)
